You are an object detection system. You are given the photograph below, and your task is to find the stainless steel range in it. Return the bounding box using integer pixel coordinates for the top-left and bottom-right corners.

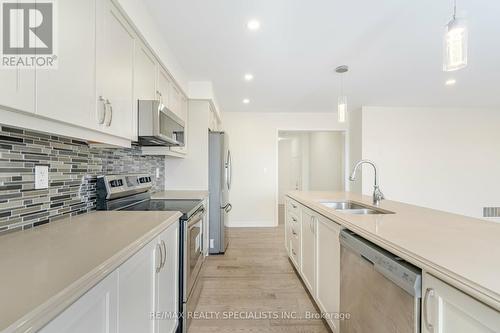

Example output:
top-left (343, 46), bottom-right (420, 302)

top-left (96, 174), bottom-right (205, 333)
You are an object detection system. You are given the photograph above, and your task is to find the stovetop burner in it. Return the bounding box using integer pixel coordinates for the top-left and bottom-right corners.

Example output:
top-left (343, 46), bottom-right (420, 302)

top-left (120, 199), bottom-right (203, 219)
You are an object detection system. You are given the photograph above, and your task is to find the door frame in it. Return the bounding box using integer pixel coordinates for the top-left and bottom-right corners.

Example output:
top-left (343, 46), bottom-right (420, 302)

top-left (275, 129), bottom-right (350, 227)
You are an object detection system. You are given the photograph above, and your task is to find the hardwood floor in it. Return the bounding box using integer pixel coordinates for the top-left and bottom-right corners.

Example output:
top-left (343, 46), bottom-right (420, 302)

top-left (189, 225), bottom-right (330, 333)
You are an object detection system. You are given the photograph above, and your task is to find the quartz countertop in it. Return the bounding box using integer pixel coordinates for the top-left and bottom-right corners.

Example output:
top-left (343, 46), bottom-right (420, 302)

top-left (0, 210), bottom-right (182, 333)
top-left (287, 191), bottom-right (500, 311)
top-left (152, 190), bottom-right (209, 200)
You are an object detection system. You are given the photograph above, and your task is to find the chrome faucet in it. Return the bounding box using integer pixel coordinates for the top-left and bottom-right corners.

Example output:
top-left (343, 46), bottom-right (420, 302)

top-left (349, 160), bottom-right (385, 206)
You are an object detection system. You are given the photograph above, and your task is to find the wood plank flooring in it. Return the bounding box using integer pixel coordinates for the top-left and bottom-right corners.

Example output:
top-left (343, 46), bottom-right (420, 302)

top-left (189, 225), bottom-right (330, 333)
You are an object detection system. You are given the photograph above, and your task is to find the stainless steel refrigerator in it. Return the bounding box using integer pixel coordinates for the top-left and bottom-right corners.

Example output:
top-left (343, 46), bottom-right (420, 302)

top-left (209, 131), bottom-right (232, 254)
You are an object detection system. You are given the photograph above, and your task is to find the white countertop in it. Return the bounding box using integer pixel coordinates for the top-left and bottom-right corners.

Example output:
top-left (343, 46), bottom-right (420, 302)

top-left (152, 190), bottom-right (209, 200)
top-left (0, 210), bottom-right (182, 333)
top-left (287, 191), bottom-right (500, 311)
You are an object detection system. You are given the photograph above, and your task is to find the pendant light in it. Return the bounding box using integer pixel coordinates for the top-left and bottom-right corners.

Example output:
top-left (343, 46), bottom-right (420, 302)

top-left (336, 65), bottom-right (349, 123)
top-left (443, 0), bottom-right (468, 71)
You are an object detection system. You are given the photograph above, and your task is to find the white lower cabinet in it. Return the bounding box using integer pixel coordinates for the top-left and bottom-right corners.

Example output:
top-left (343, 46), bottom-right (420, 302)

top-left (300, 208), bottom-right (317, 294)
top-left (39, 272), bottom-right (118, 333)
top-left (118, 241), bottom-right (157, 333)
top-left (422, 273), bottom-right (500, 333)
top-left (156, 223), bottom-right (179, 333)
top-left (39, 222), bottom-right (179, 333)
top-left (316, 216), bottom-right (341, 332)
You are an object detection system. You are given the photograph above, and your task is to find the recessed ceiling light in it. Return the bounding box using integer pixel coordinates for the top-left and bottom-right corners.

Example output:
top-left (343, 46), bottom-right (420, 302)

top-left (243, 98), bottom-right (250, 104)
top-left (247, 20), bottom-right (261, 31)
top-left (445, 79), bottom-right (456, 86)
top-left (244, 73), bottom-right (254, 81)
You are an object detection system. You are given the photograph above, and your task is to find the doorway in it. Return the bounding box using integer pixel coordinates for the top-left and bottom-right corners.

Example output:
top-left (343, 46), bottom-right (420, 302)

top-left (278, 131), bottom-right (346, 224)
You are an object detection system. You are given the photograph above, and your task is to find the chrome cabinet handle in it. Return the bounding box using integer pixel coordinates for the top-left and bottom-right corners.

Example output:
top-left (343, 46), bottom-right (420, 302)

top-left (156, 90), bottom-right (163, 104)
top-left (292, 217), bottom-right (297, 222)
top-left (221, 203), bottom-right (232, 213)
top-left (309, 216), bottom-right (314, 233)
top-left (104, 100), bottom-right (112, 127)
top-left (291, 203), bottom-right (297, 209)
top-left (423, 288), bottom-right (435, 332)
top-left (291, 249), bottom-right (297, 256)
top-left (155, 243), bottom-right (163, 273)
top-left (160, 240), bottom-right (167, 270)
top-left (97, 96), bottom-right (106, 124)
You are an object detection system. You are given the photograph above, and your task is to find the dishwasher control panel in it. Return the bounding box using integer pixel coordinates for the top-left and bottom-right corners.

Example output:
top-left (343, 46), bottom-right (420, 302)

top-left (340, 229), bottom-right (422, 298)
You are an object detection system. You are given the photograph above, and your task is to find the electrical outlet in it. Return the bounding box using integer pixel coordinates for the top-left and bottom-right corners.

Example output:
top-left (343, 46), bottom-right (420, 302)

top-left (35, 165), bottom-right (49, 189)
top-left (210, 239), bottom-right (214, 249)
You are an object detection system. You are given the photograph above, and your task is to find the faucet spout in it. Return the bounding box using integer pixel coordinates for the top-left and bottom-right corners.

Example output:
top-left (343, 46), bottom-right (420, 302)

top-left (349, 160), bottom-right (385, 205)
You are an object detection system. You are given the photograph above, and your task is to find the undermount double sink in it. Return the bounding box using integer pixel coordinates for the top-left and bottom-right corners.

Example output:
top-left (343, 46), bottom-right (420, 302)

top-left (320, 201), bottom-right (394, 215)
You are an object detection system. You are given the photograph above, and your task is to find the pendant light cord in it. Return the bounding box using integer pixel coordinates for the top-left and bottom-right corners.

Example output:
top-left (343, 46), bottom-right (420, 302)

top-left (453, 0), bottom-right (457, 20)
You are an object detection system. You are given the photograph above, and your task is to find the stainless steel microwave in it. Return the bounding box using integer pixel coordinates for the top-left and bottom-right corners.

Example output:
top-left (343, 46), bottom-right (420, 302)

top-left (137, 100), bottom-right (185, 147)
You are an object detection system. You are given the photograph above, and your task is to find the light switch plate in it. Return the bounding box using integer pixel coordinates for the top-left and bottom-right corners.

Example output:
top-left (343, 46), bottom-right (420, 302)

top-left (35, 165), bottom-right (49, 189)
top-left (209, 239), bottom-right (214, 249)
top-left (156, 167), bottom-right (160, 179)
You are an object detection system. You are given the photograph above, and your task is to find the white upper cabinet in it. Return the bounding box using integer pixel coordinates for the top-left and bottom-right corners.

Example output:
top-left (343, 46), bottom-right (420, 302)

top-left (157, 67), bottom-right (172, 108)
top-left (96, 0), bottom-right (135, 140)
top-left (169, 83), bottom-right (182, 117)
top-left (0, 0), bottom-right (35, 114)
top-left (0, 69), bottom-right (35, 114)
top-left (36, 0), bottom-right (96, 129)
top-left (133, 41), bottom-right (158, 140)
top-left (422, 273), bottom-right (500, 333)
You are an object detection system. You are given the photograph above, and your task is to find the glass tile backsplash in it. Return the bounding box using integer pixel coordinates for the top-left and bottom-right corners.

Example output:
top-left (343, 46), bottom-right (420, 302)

top-left (0, 124), bottom-right (165, 234)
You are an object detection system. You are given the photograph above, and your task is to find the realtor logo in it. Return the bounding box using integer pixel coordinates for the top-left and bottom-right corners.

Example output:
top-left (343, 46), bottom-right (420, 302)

top-left (1, 0), bottom-right (57, 68)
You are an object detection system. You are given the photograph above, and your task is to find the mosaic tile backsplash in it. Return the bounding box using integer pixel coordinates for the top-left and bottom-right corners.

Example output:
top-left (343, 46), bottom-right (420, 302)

top-left (0, 124), bottom-right (165, 234)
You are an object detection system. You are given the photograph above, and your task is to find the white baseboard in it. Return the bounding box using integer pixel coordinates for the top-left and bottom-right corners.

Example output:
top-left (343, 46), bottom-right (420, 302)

top-left (226, 220), bottom-right (277, 228)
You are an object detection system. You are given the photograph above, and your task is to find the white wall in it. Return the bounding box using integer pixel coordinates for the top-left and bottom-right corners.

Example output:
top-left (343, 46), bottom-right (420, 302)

top-left (348, 108), bottom-right (363, 193)
top-left (308, 131), bottom-right (345, 191)
top-left (223, 112), bottom-right (347, 227)
top-left (165, 101), bottom-right (210, 190)
top-left (362, 106), bottom-right (500, 221)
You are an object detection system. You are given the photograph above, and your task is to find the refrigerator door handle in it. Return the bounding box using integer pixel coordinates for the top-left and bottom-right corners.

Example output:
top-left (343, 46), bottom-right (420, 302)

top-left (221, 203), bottom-right (232, 213)
top-left (225, 150), bottom-right (232, 190)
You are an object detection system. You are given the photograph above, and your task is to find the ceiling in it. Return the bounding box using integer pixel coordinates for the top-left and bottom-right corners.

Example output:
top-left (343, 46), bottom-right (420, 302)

top-left (143, 0), bottom-right (500, 113)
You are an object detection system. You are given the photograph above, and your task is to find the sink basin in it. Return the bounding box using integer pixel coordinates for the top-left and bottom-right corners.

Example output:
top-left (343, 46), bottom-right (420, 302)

top-left (320, 201), bottom-right (367, 210)
top-left (320, 201), bottom-right (393, 215)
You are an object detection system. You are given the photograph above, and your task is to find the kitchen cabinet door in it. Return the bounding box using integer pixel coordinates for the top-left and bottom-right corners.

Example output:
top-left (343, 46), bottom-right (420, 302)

top-left (316, 216), bottom-right (341, 332)
top-left (118, 241), bottom-right (158, 333)
top-left (96, 0), bottom-right (135, 139)
top-left (157, 67), bottom-right (171, 108)
top-left (300, 208), bottom-right (316, 294)
top-left (422, 273), bottom-right (500, 333)
top-left (169, 83), bottom-right (182, 117)
top-left (36, 0), bottom-right (96, 129)
top-left (0, 0), bottom-right (35, 115)
top-left (38, 272), bottom-right (118, 333)
top-left (133, 41), bottom-right (157, 140)
top-left (156, 222), bottom-right (180, 333)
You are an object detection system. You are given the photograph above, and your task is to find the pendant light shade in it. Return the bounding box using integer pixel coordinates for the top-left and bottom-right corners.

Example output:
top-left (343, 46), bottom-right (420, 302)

top-left (338, 96), bottom-right (347, 123)
top-left (335, 65), bottom-right (349, 123)
top-left (443, 1), bottom-right (468, 71)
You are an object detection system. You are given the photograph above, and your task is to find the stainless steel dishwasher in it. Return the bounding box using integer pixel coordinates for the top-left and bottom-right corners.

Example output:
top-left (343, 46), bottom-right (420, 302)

top-left (339, 229), bottom-right (422, 333)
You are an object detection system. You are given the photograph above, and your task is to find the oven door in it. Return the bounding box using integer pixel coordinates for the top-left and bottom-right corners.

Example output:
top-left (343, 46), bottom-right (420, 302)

top-left (184, 209), bottom-right (204, 300)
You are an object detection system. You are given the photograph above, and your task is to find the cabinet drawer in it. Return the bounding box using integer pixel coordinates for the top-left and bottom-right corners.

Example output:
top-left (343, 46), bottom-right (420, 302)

top-left (286, 198), bottom-right (300, 216)
top-left (288, 219), bottom-right (300, 239)
top-left (290, 236), bottom-right (301, 268)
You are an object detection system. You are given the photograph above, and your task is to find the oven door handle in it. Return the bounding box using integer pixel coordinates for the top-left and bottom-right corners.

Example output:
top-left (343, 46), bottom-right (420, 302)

top-left (187, 210), bottom-right (205, 229)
